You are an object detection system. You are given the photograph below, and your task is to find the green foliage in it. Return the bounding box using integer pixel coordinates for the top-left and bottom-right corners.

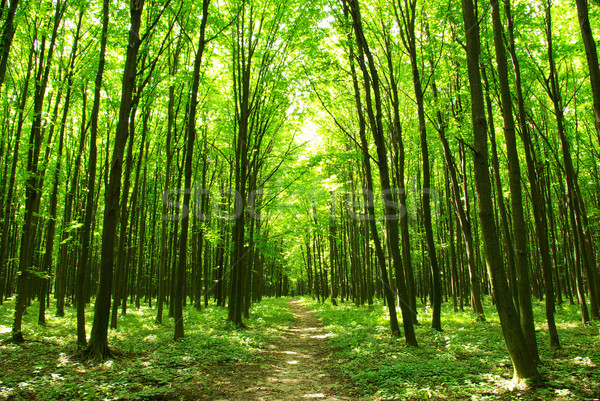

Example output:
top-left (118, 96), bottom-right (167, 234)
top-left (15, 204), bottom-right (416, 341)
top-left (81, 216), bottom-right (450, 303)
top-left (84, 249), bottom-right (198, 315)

top-left (303, 297), bottom-right (600, 400)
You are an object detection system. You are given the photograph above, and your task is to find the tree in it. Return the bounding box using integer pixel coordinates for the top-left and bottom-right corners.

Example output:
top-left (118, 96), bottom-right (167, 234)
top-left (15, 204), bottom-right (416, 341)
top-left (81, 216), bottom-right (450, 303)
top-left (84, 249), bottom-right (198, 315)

top-left (12, 0), bottom-right (66, 343)
top-left (575, 0), bottom-right (600, 147)
top-left (75, 0), bottom-right (107, 348)
top-left (0, 0), bottom-right (19, 91)
top-left (346, 0), bottom-right (417, 346)
top-left (174, 0), bottom-right (210, 340)
top-left (345, 13), bottom-right (401, 336)
top-left (395, 0), bottom-right (442, 331)
top-left (503, 0), bottom-right (559, 348)
top-left (460, 0), bottom-right (540, 382)
top-left (81, 0), bottom-right (145, 360)
top-left (489, 0), bottom-right (539, 364)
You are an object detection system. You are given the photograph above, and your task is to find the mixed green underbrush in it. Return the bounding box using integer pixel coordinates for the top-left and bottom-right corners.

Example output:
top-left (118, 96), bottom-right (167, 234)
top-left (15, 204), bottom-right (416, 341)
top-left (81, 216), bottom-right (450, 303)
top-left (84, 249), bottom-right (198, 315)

top-left (0, 297), bottom-right (293, 400)
top-left (304, 297), bottom-right (600, 400)
top-left (2, 294), bottom-right (599, 400)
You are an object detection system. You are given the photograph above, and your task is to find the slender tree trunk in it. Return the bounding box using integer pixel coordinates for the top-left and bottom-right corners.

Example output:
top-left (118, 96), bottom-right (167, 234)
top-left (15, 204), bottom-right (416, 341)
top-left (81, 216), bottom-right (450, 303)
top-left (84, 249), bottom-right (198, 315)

top-left (81, 0), bottom-right (144, 360)
top-left (0, 0), bottom-right (19, 91)
top-left (38, 87), bottom-right (63, 326)
top-left (228, 4), bottom-right (252, 326)
top-left (329, 195), bottom-right (338, 306)
top-left (345, 18), bottom-right (400, 336)
top-left (381, 30), bottom-right (417, 324)
top-left (396, 0), bottom-right (441, 331)
top-left (575, 0), bottom-right (600, 147)
top-left (174, 0), bottom-right (209, 340)
top-left (504, 0), bottom-right (560, 348)
top-left (481, 66), bottom-right (518, 311)
top-left (74, 0), bottom-right (106, 347)
top-left (40, 8), bottom-right (84, 327)
top-left (460, 0), bottom-right (539, 382)
top-left (136, 144), bottom-right (149, 309)
top-left (347, 0), bottom-right (416, 345)
top-left (110, 111), bottom-right (137, 330)
top-left (490, 0), bottom-right (539, 363)
top-left (544, 0), bottom-right (594, 323)
top-left (445, 168), bottom-right (458, 313)
top-left (57, 95), bottom-right (88, 317)
top-left (13, 0), bottom-right (64, 342)
top-left (0, 33), bottom-right (33, 308)
top-left (431, 51), bottom-right (485, 320)
top-left (436, 110), bottom-right (485, 319)
top-left (156, 31), bottom-right (185, 323)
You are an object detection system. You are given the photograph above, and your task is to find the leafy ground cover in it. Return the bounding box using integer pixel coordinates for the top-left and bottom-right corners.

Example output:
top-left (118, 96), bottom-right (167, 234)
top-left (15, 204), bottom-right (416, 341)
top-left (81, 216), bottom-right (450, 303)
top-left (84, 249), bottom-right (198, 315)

top-left (0, 297), bottom-right (293, 400)
top-left (304, 297), bottom-right (600, 400)
top-left (1, 296), bottom-right (599, 400)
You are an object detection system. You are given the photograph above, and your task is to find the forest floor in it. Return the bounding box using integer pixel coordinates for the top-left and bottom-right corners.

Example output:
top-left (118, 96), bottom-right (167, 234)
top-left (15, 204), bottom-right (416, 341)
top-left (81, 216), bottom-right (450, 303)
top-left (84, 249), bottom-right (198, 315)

top-left (1, 296), bottom-right (599, 400)
top-left (204, 298), bottom-right (355, 400)
top-left (0, 297), bottom-right (356, 400)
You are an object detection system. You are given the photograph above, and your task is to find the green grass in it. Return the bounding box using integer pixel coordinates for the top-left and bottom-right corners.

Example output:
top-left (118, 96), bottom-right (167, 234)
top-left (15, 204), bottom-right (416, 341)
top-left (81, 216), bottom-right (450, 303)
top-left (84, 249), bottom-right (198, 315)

top-left (0, 296), bottom-right (293, 400)
top-left (303, 297), bottom-right (600, 400)
top-left (2, 295), bottom-right (599, 400)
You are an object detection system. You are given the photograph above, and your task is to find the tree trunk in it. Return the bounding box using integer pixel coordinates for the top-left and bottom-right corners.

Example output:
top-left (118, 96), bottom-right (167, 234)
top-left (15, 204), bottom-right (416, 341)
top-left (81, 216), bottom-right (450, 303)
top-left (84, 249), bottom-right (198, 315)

top-left (575, 0), bottom-right (600, 147)
top-left (40, 7), bottom-right (83, 326)
top-left (544, 0), bottom-right (595, 323)
top-left (0, 29), bottom-right (33, 309)
top-left (489, 0), bottom-right (539, 363)
top-left (13, 0), bottom-right (65, 342)
top-left (396, 0), bottom-right (441, 331)
top-left (81, 0), bottom-right (145, 360)
top-left (460, 0), bottom-right (539, 382)
top-left (435, 105), bottom-right (485, 319)
top-left (347, 0), bottom-right (416, 346)
top-left (0, 0), bottom-right (19, 91)
top-left (174, 0), bottom-right (209, 340)
top-left (504, 0), bottom-right (560, 348)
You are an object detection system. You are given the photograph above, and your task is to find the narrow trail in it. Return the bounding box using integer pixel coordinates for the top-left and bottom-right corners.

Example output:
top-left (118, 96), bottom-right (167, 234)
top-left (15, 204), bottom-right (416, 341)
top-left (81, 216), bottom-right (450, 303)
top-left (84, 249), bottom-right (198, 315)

top-left (215, 299), bottom-right (355, 400)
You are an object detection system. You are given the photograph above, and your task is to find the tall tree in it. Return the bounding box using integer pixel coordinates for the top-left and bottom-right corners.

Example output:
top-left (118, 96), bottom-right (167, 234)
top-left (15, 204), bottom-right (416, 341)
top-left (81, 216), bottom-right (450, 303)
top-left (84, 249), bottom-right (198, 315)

top-left (75, 0), bottom-right (108, 348)
top-left (503, 0), bottom-right (559, 348)
top-left (345, 14), bottom-right (401, 336)
top-left (156, 27), bottom-right (184, 325)
top-left (346, 0), bottom-right (417, 346)
top-left (81, 0), bottom-right (145, 360)
top-left (228, 0), bottom-right (296, 325)
top-left (39, 6), bottom-right (85, 327)
top-left (575, 0), bottom-right (600, 146)
top-left (174, 0), bottom-right (210, 340)
top-left (0, 0), bottom-right (19, 91)
top-left (380, 26), bottom-right (418, 323)
top-left (395, 0), bottom-right (441, 331)
top-left (460, 0), bottom-right (539, 382)
top-left (12, 0), bottom-right (65, 343)
top-left (543, 0), bottom-right (598, 322)
top-left (0, 21), bottom-right (34, 308)
top-left (489, 0), bottom-right (539, 364)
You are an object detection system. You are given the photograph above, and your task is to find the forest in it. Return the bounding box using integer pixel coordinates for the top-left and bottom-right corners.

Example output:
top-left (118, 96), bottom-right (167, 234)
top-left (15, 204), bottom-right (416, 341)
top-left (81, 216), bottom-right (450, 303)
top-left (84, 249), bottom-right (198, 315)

top-left (0, 0), bottom-right (599, 399)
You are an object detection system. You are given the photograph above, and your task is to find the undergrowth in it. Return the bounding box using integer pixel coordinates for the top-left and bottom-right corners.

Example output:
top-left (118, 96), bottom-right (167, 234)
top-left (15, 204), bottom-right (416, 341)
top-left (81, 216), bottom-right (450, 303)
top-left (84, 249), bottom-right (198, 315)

top-left (0, 297), bottom-right (293, 400)
top-left (2, 295), bottom-right (599, 400)
top-left (303, 297), bottom-right (600, 400)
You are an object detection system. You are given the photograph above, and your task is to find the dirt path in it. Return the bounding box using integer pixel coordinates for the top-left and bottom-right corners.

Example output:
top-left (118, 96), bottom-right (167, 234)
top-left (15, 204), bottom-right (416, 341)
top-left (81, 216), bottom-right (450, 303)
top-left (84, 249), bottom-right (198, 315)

top-left (213, 299), bottom-right (355, 400)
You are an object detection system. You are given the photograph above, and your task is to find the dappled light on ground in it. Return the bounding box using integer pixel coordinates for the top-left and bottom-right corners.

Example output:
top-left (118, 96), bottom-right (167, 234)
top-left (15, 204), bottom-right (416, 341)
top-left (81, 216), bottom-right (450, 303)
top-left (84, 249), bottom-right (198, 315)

top-left (225, 299), bottom-right (352, 400)
top-left (2, 296), bottom-right (598, 399)
top-left (305, 297), bottom-right (600, 400)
